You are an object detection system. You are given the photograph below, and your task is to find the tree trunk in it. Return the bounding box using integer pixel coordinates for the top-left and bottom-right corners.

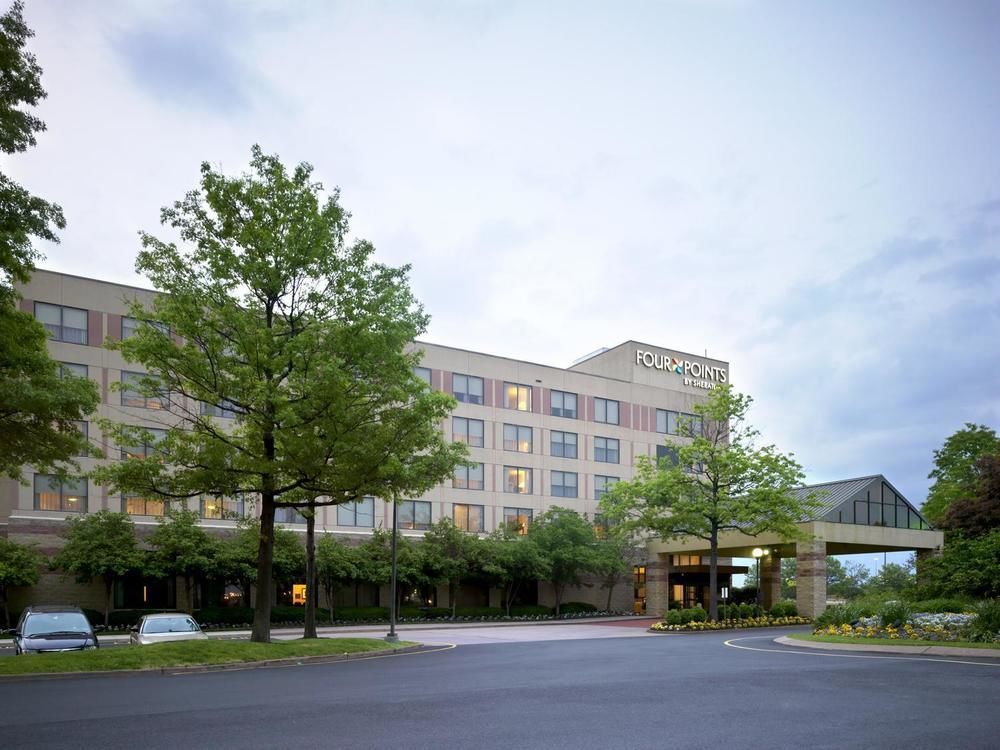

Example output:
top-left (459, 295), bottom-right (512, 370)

top-left (554, 583), bottom-right (563, 616)
top-left (304, 509), bottom-right (317, 639)
top-left (325, 583), bottom-right (336, 624)
top-left (708, 527), bottom-right (719, 621)
top-left (104, 576), bottom-right (113, 627)
top-left (605, 578), bottom-right (615, 612)
top-left (251, 493), bottom-right (276, 642)
top-left (185, 576), bottom-right (194, 613)
top-left (449, 580), bottom-right (457, 617)
top-left (1, 584), bottom-right (9, 628)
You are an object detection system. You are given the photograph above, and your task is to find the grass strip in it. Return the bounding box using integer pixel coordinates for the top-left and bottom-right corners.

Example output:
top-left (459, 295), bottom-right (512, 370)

top-left (789, 633), bottom-right (1000, 650)
top-left (0, 638), bottom-right (417, 675)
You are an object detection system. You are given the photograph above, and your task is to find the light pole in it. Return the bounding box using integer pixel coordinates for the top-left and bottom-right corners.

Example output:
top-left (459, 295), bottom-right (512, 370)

top-left (752, 548), bottom-right (767, 607)
top-left (385, 501), bottom-right (399, 644)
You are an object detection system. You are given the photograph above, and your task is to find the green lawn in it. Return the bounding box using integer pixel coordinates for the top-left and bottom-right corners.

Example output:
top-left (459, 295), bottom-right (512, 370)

top-left (0, 638), bottom-right (417, 675)
top-left (789, 633), bottom-right (1000, 650)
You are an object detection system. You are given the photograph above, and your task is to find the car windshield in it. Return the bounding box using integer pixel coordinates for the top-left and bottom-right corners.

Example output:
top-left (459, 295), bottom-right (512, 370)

top-left (142, 616), bottom-right (200, 634)
top-left (23, 612), bottom-right (91, 636)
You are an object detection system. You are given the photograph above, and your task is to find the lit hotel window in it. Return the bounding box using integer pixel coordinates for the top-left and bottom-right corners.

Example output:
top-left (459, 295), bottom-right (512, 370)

top-left (124, 494), bottom-right (166, 516)
top-left (453, 503), bottom-right (485, 532)
top-left (453, 417), bottom-right (485, 447)
top-left (504, 466), bottom-right (532, 494)
top-left (33, 474), bottom-right (87, 512)
top-left (503, 507), bottom-right (533, 535)
top-left (121, 428), bottom-right (167, 460)
top-left (453, 374), bottom-right (484, 404)
top-left (550, 390), bottom-right (577, 419)
top-left (202, 496), bottom-right (246, 520)
top-left (503, 424), bottom-right (532, 453)
top-left (595, 398), bottom-right (619, 425)
top-left (504, 382), bottom-right (532, 411)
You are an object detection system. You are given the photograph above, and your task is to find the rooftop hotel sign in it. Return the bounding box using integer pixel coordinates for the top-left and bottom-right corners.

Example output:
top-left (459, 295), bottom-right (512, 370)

top-left (635, 349), bottom-right (727, 390)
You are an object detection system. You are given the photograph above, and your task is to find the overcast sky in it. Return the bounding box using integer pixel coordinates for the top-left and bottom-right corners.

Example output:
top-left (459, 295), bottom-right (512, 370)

top-left (10, 0), bottom-right (1000, 514)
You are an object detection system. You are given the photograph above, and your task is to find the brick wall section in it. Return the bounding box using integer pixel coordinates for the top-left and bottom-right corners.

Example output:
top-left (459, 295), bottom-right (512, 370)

top-left (87, 310), bottom-right (103, 347)
top-left (645, 559), bottom-right (670, 617)
top-left (795, 540), bottom-right (827, 619)
top-left (760, 553), bottom-right (782, 609)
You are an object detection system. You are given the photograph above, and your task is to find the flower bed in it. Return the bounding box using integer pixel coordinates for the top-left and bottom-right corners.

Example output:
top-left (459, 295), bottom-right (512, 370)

top-left (815, 612), bottom-right (977, 642)
top-left (651, 615), bottom-right (811, 632)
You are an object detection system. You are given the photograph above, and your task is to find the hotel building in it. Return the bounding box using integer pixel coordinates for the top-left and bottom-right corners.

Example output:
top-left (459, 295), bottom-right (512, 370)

top-left (3, 269), bottom-right (739, 615)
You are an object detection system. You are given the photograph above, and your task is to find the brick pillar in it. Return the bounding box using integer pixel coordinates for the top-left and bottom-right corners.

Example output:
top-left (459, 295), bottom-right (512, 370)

top-left (796, 541), bottom-right (826, 619)
top-left (761, 553), bottom-right (781, 610)
top-left (645, 558), bottom-right (670, 618)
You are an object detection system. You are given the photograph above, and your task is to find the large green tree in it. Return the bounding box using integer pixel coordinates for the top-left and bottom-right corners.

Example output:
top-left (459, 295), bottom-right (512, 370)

top-left (50, 511), bottom-right (143, 626)
top-left (0, 1), bottom-right (99, 479)
top-left (0, 536), bottom-right (42, 626)
top-left (601, 385), bottom-right (818, 621)
top-left (528, 507), bottom-right (601, 616)
top-left (479, 526), bottom-right (548, 617)
top-left (92, 147), bottom-right (464, 641)
top-left (940, 452), bottom-right (1000, 537)
top-left (922, 423), bottom-right (1000, 526)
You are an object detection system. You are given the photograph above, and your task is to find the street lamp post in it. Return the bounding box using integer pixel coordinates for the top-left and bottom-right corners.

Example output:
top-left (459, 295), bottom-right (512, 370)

top-left (385, 501), bottom-right (399, 644)
top-left (752, 548), bottom-right (766, 608)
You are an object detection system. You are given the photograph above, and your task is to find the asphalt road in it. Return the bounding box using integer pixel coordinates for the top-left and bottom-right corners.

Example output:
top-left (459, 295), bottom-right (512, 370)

top-left (2, 625), bottom-right (998, 750)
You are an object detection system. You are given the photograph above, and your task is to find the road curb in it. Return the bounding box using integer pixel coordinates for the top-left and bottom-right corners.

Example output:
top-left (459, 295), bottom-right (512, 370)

top-left (774, 635), bottom-right (1000, 659)
top-left (0, 643), bottom-right (435, 682)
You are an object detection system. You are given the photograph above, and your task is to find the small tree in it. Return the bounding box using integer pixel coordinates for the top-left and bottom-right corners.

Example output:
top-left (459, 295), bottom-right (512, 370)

top-left (357, 528), bottom-right (426, 609)
top-left (146, 508), bottom-right (216, 613)
top-left (601, 385), bottom-right (819, 621)
top-left (51, 511), bottom-right (142, 625)
top-left (922, 424), bottom-right (1000, 526)
top-left (421, 519), bottom-right (471, 617)
top-left (480, 526), bottom-right (549, 617)
top-left (0, 536), bottom-right (42, 626)
top-left (529, 508), bottom-right (601, 616)
top-left (213, 521), bottom-right (262, 607)
top-left (316, 536), bottom-right (359, 622)
top-left (593, 521), bottom-right (642, 613)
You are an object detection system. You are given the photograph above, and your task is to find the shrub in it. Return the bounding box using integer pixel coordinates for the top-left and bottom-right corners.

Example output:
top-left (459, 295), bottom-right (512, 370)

top-left (878, 600), bottom-right (910, 628)
top-left (665, 609), bottom-right (683, 625)
top-left (769, 600), bottom-right (798, 617)
top-left (737, 603), bottom-right (761, 620)
top-left (965, 599), bottom-right (1000, 643)
top-left (509, 605), bottom-right (553, 617)
top-left (814, 603), bottom-right (860, 628)
top-left (907, 598), bottom-right (975, 614)
top-left (455, 607), bottom-right (504, 618)
top-left (680, 607), bottom-right (707, 624)
top-left (560, 602), bottom-right (598, 615)
top-left (331, 607), bottom-right (390, 621)
top-left (194, 607), bottom-right (254, 626)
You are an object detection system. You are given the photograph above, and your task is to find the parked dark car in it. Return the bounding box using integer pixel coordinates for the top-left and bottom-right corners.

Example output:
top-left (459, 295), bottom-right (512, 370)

top-left (10, 606), bottom-right (100, 655)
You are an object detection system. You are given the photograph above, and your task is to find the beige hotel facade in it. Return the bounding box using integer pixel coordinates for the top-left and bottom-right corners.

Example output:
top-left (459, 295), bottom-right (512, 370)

top-left (3, 269), bottom-right (736, 615)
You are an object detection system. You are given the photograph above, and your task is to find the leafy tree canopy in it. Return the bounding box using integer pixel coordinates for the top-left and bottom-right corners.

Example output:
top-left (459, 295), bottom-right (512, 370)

top-left (940, 451), bottom-right (1000, 537)
top-left (528, 507), bottom-right (601, 615)
top-left (601, 385), bottom-right (818, 620)
top-left (0, 536), bottom-right (43, 626)
top-left (479, 526), bottom-right (549, 617)
top-left (922, 423), bottom-right (1000, 526)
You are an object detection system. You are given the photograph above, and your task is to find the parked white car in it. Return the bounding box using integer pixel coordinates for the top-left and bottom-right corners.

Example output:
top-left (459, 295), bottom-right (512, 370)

top-left (130, 613), bottom-right (209, 646)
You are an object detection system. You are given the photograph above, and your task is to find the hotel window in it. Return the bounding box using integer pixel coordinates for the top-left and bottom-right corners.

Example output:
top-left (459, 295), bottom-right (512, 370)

top-left (201, 400), bottom-right (239, 419)
top-left (414, 366), bottom-right (432, 385)
top-left (550, 430), bottom-right (577, 458)
top-left (337, 497), bottom-right (375, 527)
top-left (275, 506), bottom-right (304, 524)
top-left (121, 371), bottom-right (169, 409)
top-left (594, 475), bottom-right (619, 501)
top-left (503, 424), bottom-right (533, 453)
top-left (452, 417), bottom-right (485, 447)
top-left (551, 471), bottom-right (578, 498)
top-left (201, 496), bottom-right (246, 520)
top-left (33, 474), bottom-right (87, 512)
top-left (504, 466), bottom-right (532, 494)
top-left (504, 382), bottom-right (532, 411)
top-left (453, 503), bottom-right (485, 533)
top-left (594, 436), bottom-right (620, 464)
top-left (59, 362), bottom-right (88, 379)
top-left (74, 421), bottom-right (89, 457)
top-left (550, 390), bottom-right (577, 419)
top-left (124, 494), bottom-right (166, 516)
top-left (34, 302), bottom-right (88, 344)
top-left (595, 398), bottom-right (619, 425)
top-left (453, 463), bottom-right (485, 490)
top-left (122, 316), bottom-right (169, 340)
top-left (453, 374), bottom-right (484, 405)
top-left (503, 507), bottom-right (533, 535)
top-left (121, 428), bottom-right (167, 460)
top-left (398, 500), bottom-right (432, 530)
